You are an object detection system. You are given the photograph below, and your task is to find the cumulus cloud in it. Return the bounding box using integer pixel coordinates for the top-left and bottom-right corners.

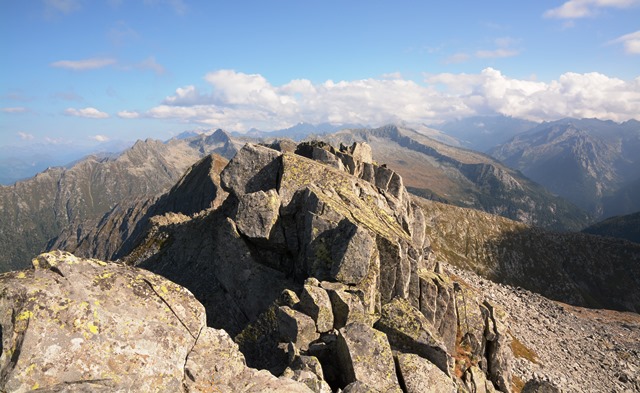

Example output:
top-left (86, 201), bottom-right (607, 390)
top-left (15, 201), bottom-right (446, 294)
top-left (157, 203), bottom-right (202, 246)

top-left (136, 69), bottom-right (640, 131)
top-left (609, 30), bottom-right (640, 54)
top-left (64, 107), bottom-right (109, 119)
top-left (51, 57), bottom-right (116, 71)
top-left (544, 0), bottom-right (640, 19)
top-left (117, 110), bottom-right (140, 119)
top-left (18, 132), bottom-right (35, 140)
top-left (90, 135), bottom-right (110, 142)
top-left (2, 107), bottom-right (28, 113)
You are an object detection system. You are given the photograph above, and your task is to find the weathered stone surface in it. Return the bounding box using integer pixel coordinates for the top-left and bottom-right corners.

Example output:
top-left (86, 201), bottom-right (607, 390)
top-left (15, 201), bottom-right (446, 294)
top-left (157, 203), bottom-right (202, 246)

top-left (220, 143), bottom-right (282, 196)
top-left (342, 381), bottom-right (384, 393)
top-left (184, 327), bottom-right (313, 393)
top-left (298, 284), bottom-right (334, 333)
top-left (0, 251), bottom-right (201, 392)
top-left (322, 283), bottom-right (366, 329)
top-left (0, 251), bottom-right (312, 393)
top-left (521, 379), bottom-right (561, 393)
top-left (395, 352), bottom-right (456, 393)
top-left (418, 269), bottom-right (457, 354)
top-left (463, 366), bottom-right (498, 393)
top-left (235, 189), bottom-right (281, 241)
top-left (336, 322), bottom-right (400, 392)
top-left (277, 306), bottom-right (320, 351)
top-left (484, 301), bottom-right (513, 393)
top-left (374, 297), bottom-right (453, 376)
top-left (282, 355), bottom-right (332, 393)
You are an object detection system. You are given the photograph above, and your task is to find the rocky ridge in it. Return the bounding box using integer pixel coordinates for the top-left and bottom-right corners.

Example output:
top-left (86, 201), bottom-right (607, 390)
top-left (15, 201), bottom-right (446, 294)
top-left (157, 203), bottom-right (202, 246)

top-left (446, 263), bottom-right (640, 393)
top-left (2, 139), bottom-right (638, 392)
top-left (0, 250), bottom-right (313, 392)
top-left (99, 141), bottom-right (518, 391)
top-left (321, 125), bottom-right (590, 231)
top-left (0, 131), bottom-right (241, 273)
top-left (489, 118), bottom-right (640, 219)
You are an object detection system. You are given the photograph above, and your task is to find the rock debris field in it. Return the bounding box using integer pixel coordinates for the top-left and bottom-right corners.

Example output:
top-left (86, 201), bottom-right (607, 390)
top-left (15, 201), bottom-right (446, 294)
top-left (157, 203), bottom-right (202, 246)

top-left (446, 264), bottom-right (640, 393)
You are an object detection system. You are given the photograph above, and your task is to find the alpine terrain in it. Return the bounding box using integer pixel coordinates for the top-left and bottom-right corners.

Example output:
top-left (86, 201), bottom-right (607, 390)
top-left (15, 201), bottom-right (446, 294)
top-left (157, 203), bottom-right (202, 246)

top-left (1, 140), bottom-right (638, 392)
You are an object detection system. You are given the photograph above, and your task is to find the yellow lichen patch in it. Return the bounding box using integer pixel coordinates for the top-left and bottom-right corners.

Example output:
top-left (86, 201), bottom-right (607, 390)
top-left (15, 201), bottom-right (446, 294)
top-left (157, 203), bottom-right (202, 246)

top-left (96, 271), bottom-right (114, 280)
top-left (17, 310), bottom-right (34, 321)
top-left (160, 285), bottom-right (168, 294)
top-left (16, 271), bottom-right (26, 279)
top-left (87, 321), bottom-right (99, 334)
top-left (25, 363), bottom-right (36, 375)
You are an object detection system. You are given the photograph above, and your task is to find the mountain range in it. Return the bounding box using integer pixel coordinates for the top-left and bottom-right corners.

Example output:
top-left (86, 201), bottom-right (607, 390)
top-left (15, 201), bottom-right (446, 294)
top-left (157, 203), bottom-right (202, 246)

top-left (1, 138), bottom-right (638, 392)
top-left (0, 123), bottom-right (600, 273)
top-left (490, 118), bottom-right (640, 219)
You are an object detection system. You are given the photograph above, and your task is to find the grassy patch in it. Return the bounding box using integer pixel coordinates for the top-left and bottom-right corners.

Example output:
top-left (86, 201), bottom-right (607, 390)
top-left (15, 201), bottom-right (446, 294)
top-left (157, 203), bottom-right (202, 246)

top-left (512, 374), bottom-right (525, 393)
top-left (510, 334), bottom-right (539, 364)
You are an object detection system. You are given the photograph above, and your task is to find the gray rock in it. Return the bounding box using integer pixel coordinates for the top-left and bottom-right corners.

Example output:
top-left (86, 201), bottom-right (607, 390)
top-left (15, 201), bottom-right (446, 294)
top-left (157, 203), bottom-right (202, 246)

top-left (395, 352), bottom-right (457, 393)
top-left (522, 379), bottom-right (561, 393)
top-left (336, 322), bottom-right (400, 392)
top-left (283, 355), bottom-right (332, 393)
top-left (277, 306), bottom-right (320, 351)
top-left (235, 189), bottom-right (281, 242)
top-left (418, 269), bottom-right (457, 354)
top-left (298, 284), bottom-right (335, 333)
top-left (0, 251), bottom-right (312, 393)
top-left (324, 285), bottom-right (366, 329)
top-left (374, 297), bottom-right (453, 376)
top-left (463, 366), bottom-right (498, 393)
top-left (220, 143), bottom-right (282, 196)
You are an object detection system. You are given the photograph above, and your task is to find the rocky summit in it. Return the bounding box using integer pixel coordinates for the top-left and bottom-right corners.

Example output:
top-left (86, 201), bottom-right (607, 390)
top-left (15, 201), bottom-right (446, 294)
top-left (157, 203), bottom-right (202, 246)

top-left (1, 140), bottom-right (638, 392)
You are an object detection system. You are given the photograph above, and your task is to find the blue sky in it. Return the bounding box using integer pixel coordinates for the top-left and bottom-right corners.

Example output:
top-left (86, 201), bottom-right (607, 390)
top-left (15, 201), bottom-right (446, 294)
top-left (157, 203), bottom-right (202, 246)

top-left (1, 0), bottom-right (639, 148)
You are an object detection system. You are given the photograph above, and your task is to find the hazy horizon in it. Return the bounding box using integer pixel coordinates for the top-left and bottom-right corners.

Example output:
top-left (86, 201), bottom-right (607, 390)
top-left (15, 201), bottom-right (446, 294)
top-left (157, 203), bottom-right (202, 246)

top-left (2, 0), bottom-right (639, 150)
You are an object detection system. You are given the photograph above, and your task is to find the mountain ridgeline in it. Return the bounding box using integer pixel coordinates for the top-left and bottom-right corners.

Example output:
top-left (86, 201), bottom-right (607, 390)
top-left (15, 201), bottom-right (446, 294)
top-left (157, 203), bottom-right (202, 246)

top-left (2, 139), bottom-right (638, 392)
top-left (0, 130), bottom-right (241, 272)
top-left (490, 118), bottom-right (640, 219)
top-left (321, 125), bottom-right (590, 231)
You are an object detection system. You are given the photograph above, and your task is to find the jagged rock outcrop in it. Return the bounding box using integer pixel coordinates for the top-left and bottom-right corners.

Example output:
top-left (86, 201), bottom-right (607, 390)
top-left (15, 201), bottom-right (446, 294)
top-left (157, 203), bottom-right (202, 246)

top-left (321, 125), bottom-right (590, 231)
top-left (0, 251), bottom-right (312, 392)
top-left (119, 141), bottom-right (514, 392)
top-left (0, 131), bottom-right (240, 273)
top-left (49, 154), bottom-right (229, 262)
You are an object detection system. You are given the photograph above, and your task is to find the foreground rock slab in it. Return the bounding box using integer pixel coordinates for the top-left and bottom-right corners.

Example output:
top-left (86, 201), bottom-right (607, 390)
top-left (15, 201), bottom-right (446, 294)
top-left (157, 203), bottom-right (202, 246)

top-left (0, 251), bottom-right (311, 393)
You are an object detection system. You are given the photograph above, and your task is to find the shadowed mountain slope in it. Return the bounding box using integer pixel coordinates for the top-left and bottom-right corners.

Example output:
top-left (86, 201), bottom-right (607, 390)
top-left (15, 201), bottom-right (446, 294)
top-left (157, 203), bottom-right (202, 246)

top-left (321, 124), bottom-right (590, 231)
top-left (490, 118), bottom-right (640, 219)
top-left (0, 130), bottom-right (240, 273)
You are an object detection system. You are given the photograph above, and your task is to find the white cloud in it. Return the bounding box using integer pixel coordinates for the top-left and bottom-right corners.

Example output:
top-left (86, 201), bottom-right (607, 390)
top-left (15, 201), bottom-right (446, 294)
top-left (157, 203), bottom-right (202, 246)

top-left (544, 0), bottom-right (640, 19)
top-left (137, 69), bottom-right (640, 131)
top-left (17, 132), bottom-right (35, 140)
top-left (2, 107), bottom-right (28, 113)
top-left (609, 30), bottom-right (640, 54)
top-left (90, 135), bottom-right (110, 142)
top-left (64, 107), bottom-right (109, 119)
top-left (117, 110), bottom-right (140, 119)
top-left (51, 58), bottom-right (116, 71)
